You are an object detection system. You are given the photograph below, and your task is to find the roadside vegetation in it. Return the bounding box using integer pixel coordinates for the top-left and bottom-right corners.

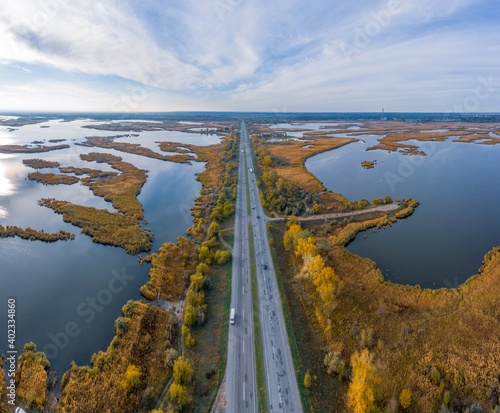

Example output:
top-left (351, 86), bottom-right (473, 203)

top-left (250, 132), bottom-right (355, 215)
top-left (179, 130), bottom-right (239, 413)
top-left (253, 121), bottom-right (500, 412)
top-left (269, 213), bottom-right (500, 412)
top-left (95, 127), bottom-right (237, 412)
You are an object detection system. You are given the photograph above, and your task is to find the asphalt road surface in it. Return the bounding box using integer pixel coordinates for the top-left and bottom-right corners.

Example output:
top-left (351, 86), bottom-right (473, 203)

top-left (225, 123), bottom-right (258, 413)
top-left (241, 121), bottom-right (303, 413)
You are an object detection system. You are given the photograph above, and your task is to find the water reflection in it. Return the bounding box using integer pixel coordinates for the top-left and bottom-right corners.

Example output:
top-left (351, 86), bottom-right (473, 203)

top-left (0, 118), bottom-right (212, 378)
top-left (0, 160), bottom-right (14, 196)
top-left (306, 134), bottom-right (500, 287)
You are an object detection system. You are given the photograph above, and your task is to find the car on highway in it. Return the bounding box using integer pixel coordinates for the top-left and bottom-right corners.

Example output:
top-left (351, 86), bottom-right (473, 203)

top-left (230, 308), bottom-right (235, 325)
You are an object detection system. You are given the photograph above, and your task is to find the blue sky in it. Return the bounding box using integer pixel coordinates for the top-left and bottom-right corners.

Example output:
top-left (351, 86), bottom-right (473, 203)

top-left (0, 0), bottom-right (499, 112)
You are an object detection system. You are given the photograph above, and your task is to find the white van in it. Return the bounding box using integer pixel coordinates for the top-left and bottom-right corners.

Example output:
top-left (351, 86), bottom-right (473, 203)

top-left (230, 308), bottom-right (235, 325)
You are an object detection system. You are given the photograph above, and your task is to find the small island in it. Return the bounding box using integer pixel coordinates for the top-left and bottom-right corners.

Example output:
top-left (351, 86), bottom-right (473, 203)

top-left (361, 160), bottom-right (377, 169)
top-left (28, 172), bottom-right (80, 186)
top-left (0, 224), bottom-right (74, 242)
top-left (0, 144), bottom-right (70, 153)
top-left (22, 159), bottom-right (61, 169)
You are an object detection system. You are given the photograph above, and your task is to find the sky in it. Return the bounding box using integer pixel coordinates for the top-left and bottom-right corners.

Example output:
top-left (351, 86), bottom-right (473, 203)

top-left (0, 0), bottom-right (499, 112)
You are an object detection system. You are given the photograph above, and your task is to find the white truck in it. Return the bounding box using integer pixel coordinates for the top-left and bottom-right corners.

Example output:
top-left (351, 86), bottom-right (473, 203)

top-left (230, 308), bottom-right (235, 325)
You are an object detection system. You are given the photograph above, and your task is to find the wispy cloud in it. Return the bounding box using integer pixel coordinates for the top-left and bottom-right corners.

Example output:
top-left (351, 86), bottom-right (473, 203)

top-left (0, 0), bottom-right (498, 111)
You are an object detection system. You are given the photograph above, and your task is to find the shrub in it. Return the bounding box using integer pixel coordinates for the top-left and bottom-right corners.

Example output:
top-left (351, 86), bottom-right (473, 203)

top-left (182, 325), bottom-right (195, 348)
top-left (399, 388), bottom-right (412, 409)
top-left (324, 351), bottom-right (345, 379)
top-left (464, 403), bottom-right (483, 413)
top-left (172, 357), bottom-right (193, 385)
top-left (443, 390), bottom-right (451, 406)
top-left (119, 365), bottom-right (141, 393)
top-left (169, 383), bottom-right (189, 409)
top-left (304, 371), bottom-right (312, 389)
top-left (430, 366), bottom-right (441, 385)
top-left (214, 249), bottom-right (231, 265)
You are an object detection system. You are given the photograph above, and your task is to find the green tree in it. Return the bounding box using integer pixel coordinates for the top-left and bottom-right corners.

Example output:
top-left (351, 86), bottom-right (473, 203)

top-left (443, 390), bottom-right (451, 405)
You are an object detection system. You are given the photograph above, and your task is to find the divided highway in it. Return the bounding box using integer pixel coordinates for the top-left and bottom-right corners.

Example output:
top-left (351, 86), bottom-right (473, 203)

top-left (225, 123), bottom-right (258, 413)
top-left (241, 121), bottom-right (303, 413)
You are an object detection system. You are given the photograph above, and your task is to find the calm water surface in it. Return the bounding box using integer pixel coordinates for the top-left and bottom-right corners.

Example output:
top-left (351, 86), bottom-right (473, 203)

top-left (0, 119), bottom-right (215, 377)
top-left (306, 133), bottom-right (500, 288)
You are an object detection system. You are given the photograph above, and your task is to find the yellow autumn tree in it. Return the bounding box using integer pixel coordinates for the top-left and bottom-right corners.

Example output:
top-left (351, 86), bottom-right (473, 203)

top-left (169, 383), bottom-right (188, 409)
top-left (347, 349), bottom-right (381, 413)
top-left (0, 364), bottom-right (7, 413)
top-left (295, 237), bottom-right (317, 259)
top-left (399, 388), bottom-right (412, 409)
top-left (15, 342), bottom-right (49, 411)
top-left (283, 224), bottom-right (303, 251)
top-left (172, 357), bottom-right (193, 385)
top-left (120, 364), bottom-right (141, 393)
top-left (304, 255), bottom-right (340, 305)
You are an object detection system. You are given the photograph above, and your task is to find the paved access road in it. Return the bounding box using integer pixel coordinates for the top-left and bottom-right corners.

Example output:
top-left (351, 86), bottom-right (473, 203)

top-left (241, 121), bottom-right (303, 413)
top-left (225, 124), bottom-right (258, 413)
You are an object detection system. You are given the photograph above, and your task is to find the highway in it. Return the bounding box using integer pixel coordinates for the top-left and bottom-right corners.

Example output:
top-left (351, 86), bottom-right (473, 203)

top-left (241, 121), bottom-right (303, 413)
top-left (225, 122), bottom-right (258, 413)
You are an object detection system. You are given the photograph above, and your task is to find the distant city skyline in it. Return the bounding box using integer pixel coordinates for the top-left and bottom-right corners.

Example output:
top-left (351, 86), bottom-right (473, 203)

top-left (0, 0), bottom-right (499, 112)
